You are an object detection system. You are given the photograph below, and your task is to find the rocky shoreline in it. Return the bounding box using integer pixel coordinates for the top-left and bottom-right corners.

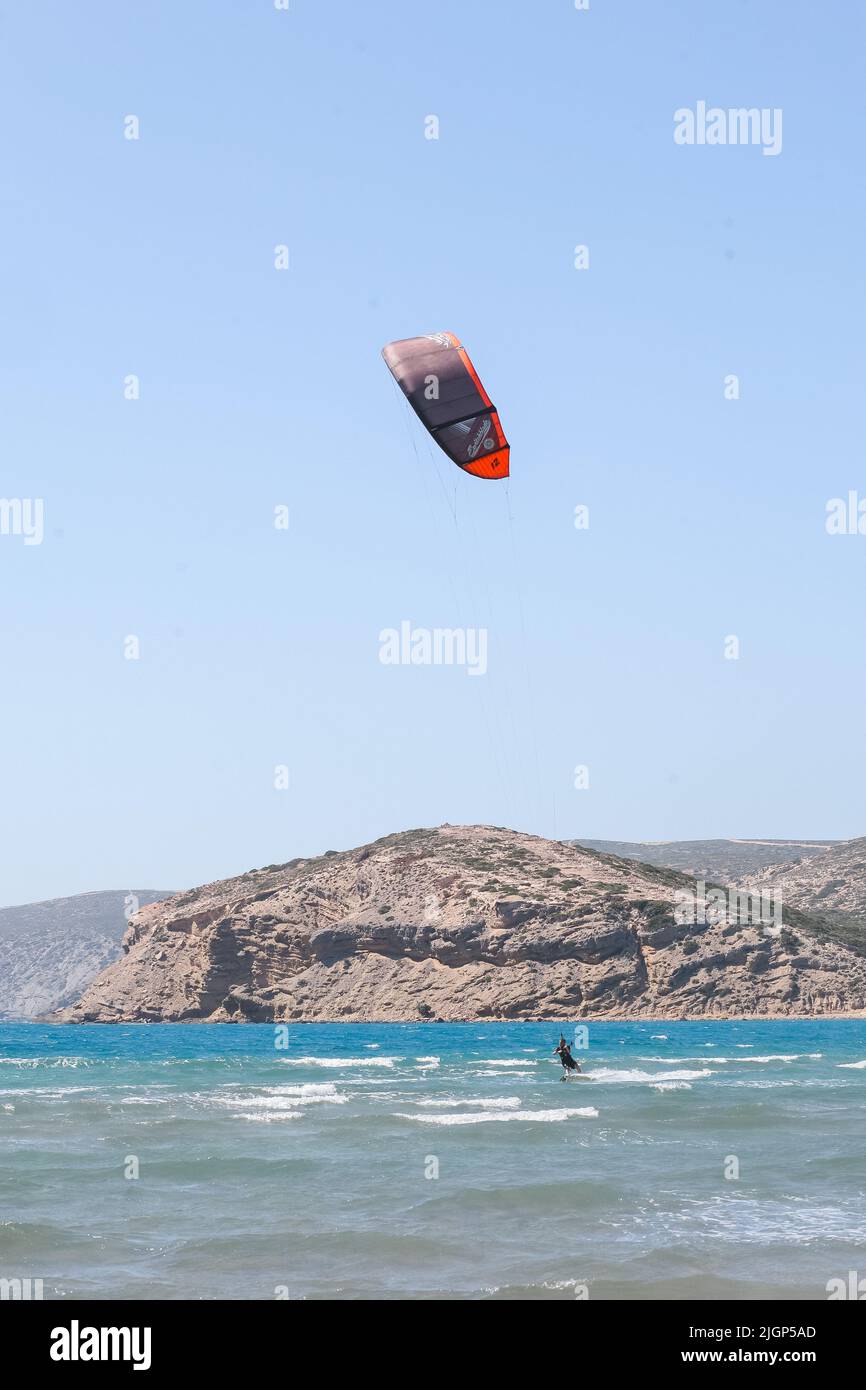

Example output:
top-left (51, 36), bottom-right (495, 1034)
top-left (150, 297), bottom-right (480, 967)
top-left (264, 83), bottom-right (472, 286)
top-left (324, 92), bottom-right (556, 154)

top-left (59, 825), bottom-right (866, 1024)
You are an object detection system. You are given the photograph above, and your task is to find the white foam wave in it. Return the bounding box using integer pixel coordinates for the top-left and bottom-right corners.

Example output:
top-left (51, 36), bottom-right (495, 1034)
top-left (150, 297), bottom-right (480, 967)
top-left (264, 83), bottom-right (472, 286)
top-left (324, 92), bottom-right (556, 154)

top-left (474, 1069), bottom-right (533, 1077)
top-left (415, 1096), bottom-right (521, 1110)
top-left (268, 1083), bottom-right (346, 1103)
top-left (478, 1059), bottom-right (537, 1067)
top-left (213, 1083), bottom-right (346, 1111)
top-left (637, 1054), bottom-right (821, 1065)
top-left (682, 1195), bottom-right (866, 1245)
top-left (278, 1056), bottom-right (400, 1069)
top-left (398, 1107), bottom-right (598, 1125)
top-left (589, 1068), bottom-right (713, 1083)
top-left (0, 1057), bottom-right (89, 1068)
top-left (637, 1056), bottom-right (720, 1064)
top-left (733, 1053), bottom-right (822, 1063)
top-left (0, 1085), bottom-right (94, 1097)
top-left (235, 1111), bottom-right (301, 1123)
top-left (730, 1079), bottom-right (798, 1088)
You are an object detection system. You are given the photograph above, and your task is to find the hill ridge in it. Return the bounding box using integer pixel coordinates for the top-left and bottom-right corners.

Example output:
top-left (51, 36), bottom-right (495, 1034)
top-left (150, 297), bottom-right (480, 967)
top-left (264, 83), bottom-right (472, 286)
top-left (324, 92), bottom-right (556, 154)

top-left (60, 826), bottom-right (866, 1023)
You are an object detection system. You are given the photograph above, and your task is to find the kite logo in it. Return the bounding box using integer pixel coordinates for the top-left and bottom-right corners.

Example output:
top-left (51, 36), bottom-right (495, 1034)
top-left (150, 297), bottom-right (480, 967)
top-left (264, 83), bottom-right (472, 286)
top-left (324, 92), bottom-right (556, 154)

top-left (466, 417), bottom-right (492, 458)
top-left (379, 621), bottom-right (488, 677)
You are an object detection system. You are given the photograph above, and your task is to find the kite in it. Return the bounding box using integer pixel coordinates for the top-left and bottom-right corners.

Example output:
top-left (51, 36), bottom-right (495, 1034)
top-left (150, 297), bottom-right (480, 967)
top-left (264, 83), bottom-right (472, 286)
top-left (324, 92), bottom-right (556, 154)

top-left (382, 332), bottom-right (509, 479)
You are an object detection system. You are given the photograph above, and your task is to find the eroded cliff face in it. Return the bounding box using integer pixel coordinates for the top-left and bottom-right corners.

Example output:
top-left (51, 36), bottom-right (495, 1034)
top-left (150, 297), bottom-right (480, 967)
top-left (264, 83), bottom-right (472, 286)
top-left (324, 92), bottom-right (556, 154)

top-left (60, 827), bottom-right (866, 1023)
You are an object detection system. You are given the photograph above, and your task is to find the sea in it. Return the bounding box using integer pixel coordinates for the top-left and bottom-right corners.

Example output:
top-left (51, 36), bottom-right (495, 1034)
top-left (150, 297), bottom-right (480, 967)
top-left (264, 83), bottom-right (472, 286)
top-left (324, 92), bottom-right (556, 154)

top-left (1, 1019), bottom-right (865, 1300)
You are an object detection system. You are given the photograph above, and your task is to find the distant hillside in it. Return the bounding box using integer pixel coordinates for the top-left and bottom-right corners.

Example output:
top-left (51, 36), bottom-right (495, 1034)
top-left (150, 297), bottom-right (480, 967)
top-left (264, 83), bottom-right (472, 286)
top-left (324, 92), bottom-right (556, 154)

top-left (60, 827), bottom-right (866, 1023)
top-left (0, 890), bottom-right (172, 1019)
top-left (732, 837), bottom-right (866, 947)
top-left (573, 839), bottom-right (838, 885)
top-left (572, 837), bottom-right (866, 959)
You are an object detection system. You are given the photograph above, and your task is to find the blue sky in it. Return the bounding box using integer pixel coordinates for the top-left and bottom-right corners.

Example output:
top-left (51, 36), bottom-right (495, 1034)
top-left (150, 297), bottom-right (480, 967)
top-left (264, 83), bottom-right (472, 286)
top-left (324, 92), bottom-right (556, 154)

top-left (1, 1), bottom-right (864, 905)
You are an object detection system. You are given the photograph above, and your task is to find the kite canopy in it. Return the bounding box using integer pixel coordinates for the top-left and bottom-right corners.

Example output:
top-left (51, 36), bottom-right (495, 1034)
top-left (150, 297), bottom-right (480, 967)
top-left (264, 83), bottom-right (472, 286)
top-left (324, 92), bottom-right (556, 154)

top-left (382, 332), bottom-right (509, 479)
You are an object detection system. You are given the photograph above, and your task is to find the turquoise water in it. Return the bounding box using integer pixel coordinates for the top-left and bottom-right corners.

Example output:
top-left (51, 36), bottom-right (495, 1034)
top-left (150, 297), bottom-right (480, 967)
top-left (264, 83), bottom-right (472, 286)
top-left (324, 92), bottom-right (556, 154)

top-left (1, 1020), bottom-right (865, 1300)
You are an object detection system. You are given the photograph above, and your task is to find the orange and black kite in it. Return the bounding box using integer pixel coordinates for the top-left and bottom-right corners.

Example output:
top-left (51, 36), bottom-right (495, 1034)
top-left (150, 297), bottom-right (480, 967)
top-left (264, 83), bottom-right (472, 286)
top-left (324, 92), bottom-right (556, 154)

top-left (382, 333), bottom-right (509, 480)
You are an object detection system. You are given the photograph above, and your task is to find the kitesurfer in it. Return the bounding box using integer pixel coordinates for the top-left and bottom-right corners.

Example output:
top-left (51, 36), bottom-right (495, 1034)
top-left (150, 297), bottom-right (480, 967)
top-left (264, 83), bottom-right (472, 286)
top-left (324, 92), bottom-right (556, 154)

top-left (554, 1035), bottom-right (580, 1078)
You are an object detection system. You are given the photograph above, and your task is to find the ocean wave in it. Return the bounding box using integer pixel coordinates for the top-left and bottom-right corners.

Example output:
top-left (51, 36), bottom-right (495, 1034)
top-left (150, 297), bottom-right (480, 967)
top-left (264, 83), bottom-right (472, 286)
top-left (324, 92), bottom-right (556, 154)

top-left (415, 1097), bottom-right (521, 1110)
top-left (211, 1083), bottom-right (346, 1111)
top-left (266, 1083), bottom-right (346, 1103)
top-left (589, 1068), bottom-right (713, 1083)
top-left (728, 1079), bottom-right (798, 1088)
top-left (677, 1195), bottom-right (866, 1245)
top-left (0, 1085), bottom-right (96, 1097)
top-left (837, 1060), bottom-right (866, 1069)
top-left (474, 1069), bottom-right (534, 1077)
top-left (480, 1277), bottom-right (589, 1299)
top-left (723, 1053), bottom-right (822, 1063)
top-left (637, 1056), bottom-right (721, 1064)
top-left (0, 1057), bottom-right (90, 1068)
top-left (478, 1061), bottom-right (539, 1073)
top-left (277, 1056), bottom-right (401, 1069)
top-left (398, 1107), bottom-right (598, 1125)
top-left (234, 1111), bottom-right (301, 1123)
top-left (211, 1095), bottom-right (304, 1113)
top-left (651, 1081), bottom-right (692, 1092)
top-left (119, 1095), bottom-right (172, 1106)
top-left (478, 1059), bottom-right (538, 1067)
top-left (636, 1054), bottom-right (821, 1065)
top-left (481, 1277), bottom-right (588, 1294)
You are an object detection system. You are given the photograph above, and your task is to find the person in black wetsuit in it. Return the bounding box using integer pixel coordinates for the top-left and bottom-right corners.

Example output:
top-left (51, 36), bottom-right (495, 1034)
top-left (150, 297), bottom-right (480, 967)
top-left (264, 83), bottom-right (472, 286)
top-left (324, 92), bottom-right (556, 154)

top-left (553, 1035), bottom-right (580, 1078)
